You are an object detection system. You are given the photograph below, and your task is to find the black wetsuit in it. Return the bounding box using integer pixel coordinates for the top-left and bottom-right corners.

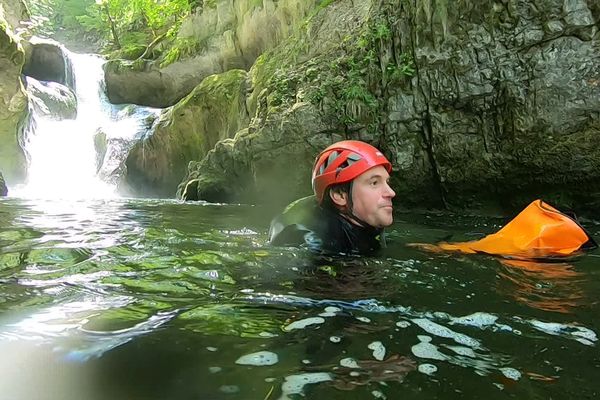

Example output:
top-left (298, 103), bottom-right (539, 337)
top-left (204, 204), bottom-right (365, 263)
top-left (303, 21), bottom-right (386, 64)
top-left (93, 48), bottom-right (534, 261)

top-left (268, 196), bottom-right (385, 255)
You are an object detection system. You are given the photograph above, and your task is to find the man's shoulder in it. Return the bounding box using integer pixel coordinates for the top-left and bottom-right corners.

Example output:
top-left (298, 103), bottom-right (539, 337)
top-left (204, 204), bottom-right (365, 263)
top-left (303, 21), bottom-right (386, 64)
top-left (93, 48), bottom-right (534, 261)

top-left (268, 195), bottom-right (321, 246)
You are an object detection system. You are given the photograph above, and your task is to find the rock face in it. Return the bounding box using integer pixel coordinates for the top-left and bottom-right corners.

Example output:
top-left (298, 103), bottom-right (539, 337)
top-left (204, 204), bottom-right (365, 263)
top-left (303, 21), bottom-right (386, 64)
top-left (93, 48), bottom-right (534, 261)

top-left (122, 69), bottom-right (250, 197)
top-left (0, 171), bottom-right (7, 196)
top-left (175, 0), bottom-right (600, 214)
top-left (22, 39), bottom-right (75, 90)
top-left (25, 77), bottom-right (77, 120)
top-left (0, 0), bottom-right (29, 185)
top-left (104, 0), bottom-right (320, 107)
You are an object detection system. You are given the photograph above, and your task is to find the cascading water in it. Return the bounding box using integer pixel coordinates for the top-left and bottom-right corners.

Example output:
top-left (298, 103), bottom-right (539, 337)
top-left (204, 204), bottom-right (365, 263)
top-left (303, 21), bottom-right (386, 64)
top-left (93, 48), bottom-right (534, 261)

top-left (13, 48), bottom-right (161, 199)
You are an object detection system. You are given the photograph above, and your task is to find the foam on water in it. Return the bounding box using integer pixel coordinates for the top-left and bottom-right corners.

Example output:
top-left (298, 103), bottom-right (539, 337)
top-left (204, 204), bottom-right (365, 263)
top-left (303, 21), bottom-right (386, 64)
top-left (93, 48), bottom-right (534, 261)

top-left (283, 317), bottom-right (325, 331)
top-left (278, 372), bottom-right (332, 400)
top-left (235, 351), bottom-right (278, 366)
top-left (526, 319), bottom-right (597, 345)
top-left (340, 357), bottom-right (360, 368)
top-left (368, 341), bottom-right (386, 361)
top-left (411, 335), bottom-right (447, 361)
top-left (412, 318), bottom-right (481, 348)
top-left (418, 363), bottom-right (438, 375)
top-left (451, 312), bottom-right (498, 328)
top-left (500, 367), bottom-right (521, 381)
top-left (396, 320), bottom-right (411, 328)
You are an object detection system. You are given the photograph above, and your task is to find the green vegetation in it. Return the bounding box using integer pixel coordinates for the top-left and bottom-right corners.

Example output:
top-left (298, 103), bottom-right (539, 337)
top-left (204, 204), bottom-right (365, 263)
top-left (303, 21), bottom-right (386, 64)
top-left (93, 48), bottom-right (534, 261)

top-left (23, 0), bottom-right (196, 52)
top-left (160, 36), bottom-right (204, 67)
top-left (253, 9), bottom-right (415, 134)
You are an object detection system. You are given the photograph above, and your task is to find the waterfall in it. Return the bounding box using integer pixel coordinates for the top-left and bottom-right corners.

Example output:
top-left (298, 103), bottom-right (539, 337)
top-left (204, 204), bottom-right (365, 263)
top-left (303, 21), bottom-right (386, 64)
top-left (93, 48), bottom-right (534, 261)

top-left (13, 49), bottom-right (161, 199)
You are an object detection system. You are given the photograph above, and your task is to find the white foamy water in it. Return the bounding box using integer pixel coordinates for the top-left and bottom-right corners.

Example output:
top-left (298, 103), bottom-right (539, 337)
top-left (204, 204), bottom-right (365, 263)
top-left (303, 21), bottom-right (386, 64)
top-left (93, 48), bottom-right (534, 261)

top-left (13, 50), bottom-right (161, 200)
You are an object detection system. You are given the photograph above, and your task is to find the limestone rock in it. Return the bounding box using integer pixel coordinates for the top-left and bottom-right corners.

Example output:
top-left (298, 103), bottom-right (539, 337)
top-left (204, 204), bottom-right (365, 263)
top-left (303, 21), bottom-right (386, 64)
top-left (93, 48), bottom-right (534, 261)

top-left (178, 0), bottom-right (600, 214)
top-left (25, 77), bottom-right (77, 120)
top-left (104, 0), bottom-right (320, 107)
top-left (23, 38), bottom-right (75, 90)
top-left (0, 1), bottom-right (28, 184)
top-left (0, 171), bottom-right (7, 196)
top-left (123, 69), bottom-right (250, 197)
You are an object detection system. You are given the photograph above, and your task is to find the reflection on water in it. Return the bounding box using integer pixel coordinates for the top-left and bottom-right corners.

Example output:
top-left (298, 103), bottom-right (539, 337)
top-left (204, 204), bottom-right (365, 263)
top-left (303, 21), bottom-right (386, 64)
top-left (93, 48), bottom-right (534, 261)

top-left (0, 197), bottom-right (599, 399)
top-left (496, 260), bottom-right (585, 314)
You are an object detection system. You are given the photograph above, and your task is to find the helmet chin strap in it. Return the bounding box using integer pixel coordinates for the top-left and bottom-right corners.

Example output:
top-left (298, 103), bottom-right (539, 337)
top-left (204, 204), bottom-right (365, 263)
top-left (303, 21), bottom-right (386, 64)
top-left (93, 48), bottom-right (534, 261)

top-left (341, 181), bottom-right (379, 231)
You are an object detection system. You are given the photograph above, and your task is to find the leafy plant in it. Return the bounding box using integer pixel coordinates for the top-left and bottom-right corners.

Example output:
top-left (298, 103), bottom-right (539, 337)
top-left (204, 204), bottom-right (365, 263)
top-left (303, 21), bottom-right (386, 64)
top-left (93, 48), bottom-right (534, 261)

top-left (160, 37), bottom-right (205, 67)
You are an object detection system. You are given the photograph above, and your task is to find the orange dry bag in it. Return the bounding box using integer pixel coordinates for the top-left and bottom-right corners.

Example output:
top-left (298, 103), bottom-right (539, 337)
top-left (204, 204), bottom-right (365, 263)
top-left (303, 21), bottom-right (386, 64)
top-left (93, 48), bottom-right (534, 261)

top-left (417, 200), bottom-right (597, 260)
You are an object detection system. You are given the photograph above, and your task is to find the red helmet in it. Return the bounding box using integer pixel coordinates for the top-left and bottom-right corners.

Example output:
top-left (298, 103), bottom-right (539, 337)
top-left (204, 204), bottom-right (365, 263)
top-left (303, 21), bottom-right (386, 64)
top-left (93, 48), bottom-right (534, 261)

top-left (312, 140), bottom-right (392, 204)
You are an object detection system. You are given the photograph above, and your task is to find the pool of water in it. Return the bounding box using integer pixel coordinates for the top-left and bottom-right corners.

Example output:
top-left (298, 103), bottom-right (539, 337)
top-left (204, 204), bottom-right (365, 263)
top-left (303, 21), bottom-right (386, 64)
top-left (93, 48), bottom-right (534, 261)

top-left (1, 197), bottom-right (599, 399)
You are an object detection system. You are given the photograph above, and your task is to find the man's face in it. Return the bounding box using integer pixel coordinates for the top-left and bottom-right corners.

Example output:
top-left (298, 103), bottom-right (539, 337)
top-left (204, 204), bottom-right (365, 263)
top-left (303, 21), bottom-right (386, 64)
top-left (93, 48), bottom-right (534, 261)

top-left (351, 165), bottom-right (396, 228)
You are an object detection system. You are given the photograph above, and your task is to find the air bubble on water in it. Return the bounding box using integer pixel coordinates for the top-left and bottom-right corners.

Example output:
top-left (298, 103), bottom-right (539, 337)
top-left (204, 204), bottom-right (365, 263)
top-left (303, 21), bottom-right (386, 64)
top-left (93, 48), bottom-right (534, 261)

top-left (372, 389), bottom-right (387, 399)
top-left (206, 346), bottom-right (218, 352)
top-left (330, 336), bottom-right (341, 343)
top-left (209, 366), bottom-right (222, 373)
top-left (356, 316), bottom-right (371, 323)
top-left (235, 351), bottom-right (279, 366)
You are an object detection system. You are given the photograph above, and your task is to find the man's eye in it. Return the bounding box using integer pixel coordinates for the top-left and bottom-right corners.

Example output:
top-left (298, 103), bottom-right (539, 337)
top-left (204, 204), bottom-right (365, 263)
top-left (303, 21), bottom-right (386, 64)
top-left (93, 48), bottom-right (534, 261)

top-left (370, 180), bottom-right (378, 186)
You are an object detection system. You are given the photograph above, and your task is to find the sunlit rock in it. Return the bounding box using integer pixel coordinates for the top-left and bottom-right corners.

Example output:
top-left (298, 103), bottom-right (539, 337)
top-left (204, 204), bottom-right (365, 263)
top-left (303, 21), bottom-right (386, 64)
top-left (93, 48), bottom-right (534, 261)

top-left (93, 130), bottom-right (107, 173)
top-left (123, 69), bottom-right (250, 198)
top-left (0, 171), bottom-right (7, 196)
top-left (0, 2), bottom-right (28, 184)
top-left (104, 0), bottom-right (320, 108)
top-left (25, 77), bottom-right (77, 120)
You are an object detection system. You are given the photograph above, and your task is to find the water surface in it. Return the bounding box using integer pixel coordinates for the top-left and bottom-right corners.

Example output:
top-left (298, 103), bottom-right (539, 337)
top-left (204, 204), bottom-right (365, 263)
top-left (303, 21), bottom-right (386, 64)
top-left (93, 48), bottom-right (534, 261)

top-left (1, 198), bottom-right (599, 399)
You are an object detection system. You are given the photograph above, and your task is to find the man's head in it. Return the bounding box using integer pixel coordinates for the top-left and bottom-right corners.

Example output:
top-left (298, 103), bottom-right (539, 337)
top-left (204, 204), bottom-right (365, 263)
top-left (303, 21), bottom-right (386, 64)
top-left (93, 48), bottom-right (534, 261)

top-left (312, 140), bottom-right (395, 228)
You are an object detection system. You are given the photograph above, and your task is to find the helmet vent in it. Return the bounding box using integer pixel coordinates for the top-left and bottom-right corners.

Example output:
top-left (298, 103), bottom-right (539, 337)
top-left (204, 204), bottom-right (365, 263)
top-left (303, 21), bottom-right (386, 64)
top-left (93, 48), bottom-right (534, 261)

top-left (319, 151), bottom-right (340, 174)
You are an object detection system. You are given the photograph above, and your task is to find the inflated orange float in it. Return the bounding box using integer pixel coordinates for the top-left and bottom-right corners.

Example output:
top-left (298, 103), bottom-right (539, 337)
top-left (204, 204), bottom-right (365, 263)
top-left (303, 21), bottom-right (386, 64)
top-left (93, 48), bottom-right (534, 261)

top-left (414, 200), bottom-right (597, 260)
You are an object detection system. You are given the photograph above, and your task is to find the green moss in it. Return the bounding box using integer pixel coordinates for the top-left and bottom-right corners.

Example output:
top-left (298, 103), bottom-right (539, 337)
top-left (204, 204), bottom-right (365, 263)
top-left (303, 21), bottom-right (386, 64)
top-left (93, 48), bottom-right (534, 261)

top-left (160, 37), bottom-right (205, 68)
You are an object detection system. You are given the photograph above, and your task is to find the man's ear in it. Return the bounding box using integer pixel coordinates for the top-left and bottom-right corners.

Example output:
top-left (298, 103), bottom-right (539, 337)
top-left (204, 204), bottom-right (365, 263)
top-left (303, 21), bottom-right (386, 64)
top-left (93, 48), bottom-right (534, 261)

top-left (329, 189), bottom-right (348, 207)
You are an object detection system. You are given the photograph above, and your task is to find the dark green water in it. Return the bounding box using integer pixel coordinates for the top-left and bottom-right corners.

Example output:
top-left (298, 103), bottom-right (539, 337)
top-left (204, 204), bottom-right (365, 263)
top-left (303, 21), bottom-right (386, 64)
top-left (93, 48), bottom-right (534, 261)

top-left (1, 198), bottom-right (599, 400)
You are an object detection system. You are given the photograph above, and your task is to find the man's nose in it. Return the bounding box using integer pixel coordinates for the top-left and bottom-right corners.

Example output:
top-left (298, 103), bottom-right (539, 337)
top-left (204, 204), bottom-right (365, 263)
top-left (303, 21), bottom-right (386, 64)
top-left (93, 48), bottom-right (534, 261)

top-left (384, 182), bottom-right (395, 198)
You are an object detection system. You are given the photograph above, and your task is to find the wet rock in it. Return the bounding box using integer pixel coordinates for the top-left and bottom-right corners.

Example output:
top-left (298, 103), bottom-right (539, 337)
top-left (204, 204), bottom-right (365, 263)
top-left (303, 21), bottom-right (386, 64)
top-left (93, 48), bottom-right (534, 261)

top-left (25, 78), bottom-right (77, 120)
top-left (177, 0), bottom-right (600, 214)
top-left (23, 38), bottom-right (75, 90)
top-left (0, 1), bottom-right (28, 184)
top-left (123, 69), bottom-right (250, 198)
top-left (0, 172), bottom-right (7, 196)
top-left (93, 130), bottom-right (107, 173)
